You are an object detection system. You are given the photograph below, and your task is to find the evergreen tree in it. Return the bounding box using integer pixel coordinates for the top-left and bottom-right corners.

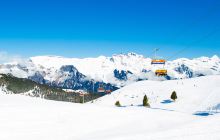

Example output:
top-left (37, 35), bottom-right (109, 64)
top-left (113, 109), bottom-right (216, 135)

top-left (171, 91), bottom-right (177, 101)
top-left (143, 95), bottom-right (150, 107)
top-left (80, 97), bottom-right (84, 103)
top-left (115, 101), bottom-right (121, 107)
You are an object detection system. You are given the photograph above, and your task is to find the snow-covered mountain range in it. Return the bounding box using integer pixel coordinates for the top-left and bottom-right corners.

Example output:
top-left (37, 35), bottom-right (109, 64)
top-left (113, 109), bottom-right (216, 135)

top-left (0, 53), bottom-right (219, 91)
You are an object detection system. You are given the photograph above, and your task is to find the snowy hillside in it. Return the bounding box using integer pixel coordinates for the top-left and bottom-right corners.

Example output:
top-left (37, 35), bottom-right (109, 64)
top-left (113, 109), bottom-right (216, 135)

top-left (0, 53), bottom-right (219, 91)
top-left (94, 75), bottom-right (220, 114)
top-left (1, 75), bottom-right (220, 140)
top-left (1, 85), bottom-right (220, 140)
top-left (0, 74), bottom-right (102, 103)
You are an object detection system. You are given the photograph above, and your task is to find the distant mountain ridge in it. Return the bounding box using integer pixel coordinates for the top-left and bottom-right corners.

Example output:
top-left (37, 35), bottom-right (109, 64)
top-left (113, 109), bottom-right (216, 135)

top-left (0, 53), bottom-right (219, 92)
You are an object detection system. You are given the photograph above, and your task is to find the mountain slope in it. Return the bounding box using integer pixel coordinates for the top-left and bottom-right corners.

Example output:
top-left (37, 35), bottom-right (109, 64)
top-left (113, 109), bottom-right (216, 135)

top-left (0, 74), bottom-right (102, 103)
top-left (30, 53), bottom-right (220, 82)
top-left (0, 53), bottom-right (219, 91)
top-left (93, 75), bottom-right (220, 114)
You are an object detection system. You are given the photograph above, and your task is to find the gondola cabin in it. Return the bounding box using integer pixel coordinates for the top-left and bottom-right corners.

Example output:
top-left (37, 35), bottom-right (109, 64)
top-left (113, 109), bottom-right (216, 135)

top-left (151, 59), bottom-right (166, 65)
top-left (155, 69), bottom-right (167, 76)
top-left (105, 89), bottom-right (112, 94)
top-left (98, 87), bottom-right (105, 93)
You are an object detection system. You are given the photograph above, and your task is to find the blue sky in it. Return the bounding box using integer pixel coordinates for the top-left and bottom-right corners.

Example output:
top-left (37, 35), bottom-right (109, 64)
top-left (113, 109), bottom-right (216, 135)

top-left (0, 0), bottom-right (219, 59)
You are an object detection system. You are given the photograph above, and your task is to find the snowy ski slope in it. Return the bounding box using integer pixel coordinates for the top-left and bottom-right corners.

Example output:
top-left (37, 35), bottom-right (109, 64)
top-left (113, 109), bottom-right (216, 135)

top-left (94, 75), bottom-right (220, 114)
top-left (1, 75), bottom-right (220, 140)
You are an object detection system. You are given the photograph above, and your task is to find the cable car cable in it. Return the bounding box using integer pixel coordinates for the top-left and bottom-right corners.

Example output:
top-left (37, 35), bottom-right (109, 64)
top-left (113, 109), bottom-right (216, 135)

top-left (167, 26), bottom-right (219, 60)
top-left (167, 0), bottom-right (220, 45)
top-left (162, 1), bottom-right (220, 61)
top-left (146, 48), bottom-right (160, 58)
top-left (166, 0), bottom-right (220, 60)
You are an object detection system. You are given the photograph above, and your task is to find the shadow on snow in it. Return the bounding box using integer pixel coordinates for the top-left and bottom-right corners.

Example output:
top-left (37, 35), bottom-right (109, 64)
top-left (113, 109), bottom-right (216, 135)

top-left (161, 99), bottom-right (173, 104)
top-left (194, 112), bottom-right (213, 116)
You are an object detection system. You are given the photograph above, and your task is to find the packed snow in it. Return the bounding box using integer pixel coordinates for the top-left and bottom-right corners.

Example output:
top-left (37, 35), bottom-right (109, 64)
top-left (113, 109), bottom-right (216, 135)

top-left (1, 75), bottom-right (220, 140)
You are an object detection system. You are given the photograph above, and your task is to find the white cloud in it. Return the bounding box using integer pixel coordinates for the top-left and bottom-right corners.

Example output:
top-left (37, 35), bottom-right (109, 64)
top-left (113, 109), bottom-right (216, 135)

top-left (0, 51), bottom-right (25, 64)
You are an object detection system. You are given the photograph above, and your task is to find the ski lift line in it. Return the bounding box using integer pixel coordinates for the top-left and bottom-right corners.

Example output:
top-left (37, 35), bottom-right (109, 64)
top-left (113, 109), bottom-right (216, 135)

top-left (146, 1), bottom-right (219, 60)
top-left (165, 1), bottom-right (220, 61)
top-left (168, 0), bottom-right (220, 44)
top-left (145, 48), bottom-right (160, 58)
top-left (167, 27), bottom-right (219, 61)
top-left (153, 48), bottom-right (160, 59)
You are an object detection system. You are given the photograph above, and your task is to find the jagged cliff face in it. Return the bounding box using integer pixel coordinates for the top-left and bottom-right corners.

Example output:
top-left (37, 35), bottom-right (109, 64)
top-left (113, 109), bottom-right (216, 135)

top-left (0, 53), bottom-right (219, 91)
top-left (28, 65), bottom-right (118, 92)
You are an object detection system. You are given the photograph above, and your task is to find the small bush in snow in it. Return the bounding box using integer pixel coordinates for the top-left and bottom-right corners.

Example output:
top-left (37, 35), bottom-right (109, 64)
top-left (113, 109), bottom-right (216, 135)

top-left (80, 97), bottom-right (84, 104)
top-left (143, 95), bottom-right (150, 107)
top-left (171, 91), bottom-right (177, 101)
top-left (115, 101), bottom-right (121, 107)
